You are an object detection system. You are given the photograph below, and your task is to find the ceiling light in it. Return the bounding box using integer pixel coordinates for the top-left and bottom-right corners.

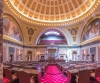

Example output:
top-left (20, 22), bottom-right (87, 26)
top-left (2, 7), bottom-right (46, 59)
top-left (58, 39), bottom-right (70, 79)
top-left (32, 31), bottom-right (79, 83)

top-left (45, 31), bottom-right (60, 35)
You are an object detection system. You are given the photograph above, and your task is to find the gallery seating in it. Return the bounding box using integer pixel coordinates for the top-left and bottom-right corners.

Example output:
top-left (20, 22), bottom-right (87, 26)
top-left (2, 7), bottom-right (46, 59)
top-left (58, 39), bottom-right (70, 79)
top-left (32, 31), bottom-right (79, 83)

top-left (3, 61), bottom-right (100, 83)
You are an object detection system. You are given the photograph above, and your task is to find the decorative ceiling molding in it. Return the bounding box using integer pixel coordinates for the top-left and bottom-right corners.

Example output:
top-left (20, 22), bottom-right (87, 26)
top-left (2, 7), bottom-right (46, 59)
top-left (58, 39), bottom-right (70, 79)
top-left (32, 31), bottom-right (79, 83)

top-left (4, 0), bottom-right (100, 26)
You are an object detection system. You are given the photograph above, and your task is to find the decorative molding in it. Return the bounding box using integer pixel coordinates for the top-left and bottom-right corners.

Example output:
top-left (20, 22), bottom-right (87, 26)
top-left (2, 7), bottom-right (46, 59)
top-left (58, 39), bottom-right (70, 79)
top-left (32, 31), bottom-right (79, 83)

top-left (28, 28), bottom-right (35, 35)
top-left (3, 39), bottom-right (23, 47)
top-left (3, 38), bottom-right (100, 49)
top-left (73, 37), bottom-right (76, 41)
top-left (4, 0), bottom-right (100, 26)
top-left (29, 36), bottom-right (32, 41)
top-left (80, 39), bottom-right (100, 48)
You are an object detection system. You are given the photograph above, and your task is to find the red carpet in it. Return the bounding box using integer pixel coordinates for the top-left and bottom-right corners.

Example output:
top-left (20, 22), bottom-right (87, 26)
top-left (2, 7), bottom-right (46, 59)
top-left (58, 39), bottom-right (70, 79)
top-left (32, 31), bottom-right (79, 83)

top-left (40, 65), bottom-right (67, 83)
top-left (46, 65), bottom-right (62, 74)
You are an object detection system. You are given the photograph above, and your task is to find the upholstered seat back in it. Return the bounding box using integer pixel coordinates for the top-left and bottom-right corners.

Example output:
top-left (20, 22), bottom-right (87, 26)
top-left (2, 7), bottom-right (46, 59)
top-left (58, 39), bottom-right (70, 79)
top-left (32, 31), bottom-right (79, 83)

top-left (78, 70), bottom-right (90, 83)
top-left (4, 68), bottom-right (12, 81)
top-left (95, 67), bottom-right (100, 78)
top-left (18, 71), bottom-right (30, 83)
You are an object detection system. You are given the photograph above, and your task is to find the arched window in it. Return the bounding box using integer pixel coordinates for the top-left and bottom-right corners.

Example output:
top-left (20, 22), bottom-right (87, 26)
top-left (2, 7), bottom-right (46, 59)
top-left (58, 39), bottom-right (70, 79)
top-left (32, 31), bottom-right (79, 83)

top-left (37, 30), bottom-right (67, 45)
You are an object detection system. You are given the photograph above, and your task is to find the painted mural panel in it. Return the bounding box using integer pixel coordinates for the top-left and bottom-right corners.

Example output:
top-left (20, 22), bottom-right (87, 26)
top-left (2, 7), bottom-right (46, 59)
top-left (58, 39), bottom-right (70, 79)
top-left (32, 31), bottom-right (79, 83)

top-left (3, 17), bottom-right (22, 42)
top-left (82, 18), bottom-right (100, 42)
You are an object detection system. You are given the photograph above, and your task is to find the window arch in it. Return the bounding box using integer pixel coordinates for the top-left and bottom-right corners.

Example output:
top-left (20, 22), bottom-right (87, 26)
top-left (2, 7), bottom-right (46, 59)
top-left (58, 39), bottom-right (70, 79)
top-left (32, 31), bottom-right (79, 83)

top-left (37, 30), bottom-right (68, 45)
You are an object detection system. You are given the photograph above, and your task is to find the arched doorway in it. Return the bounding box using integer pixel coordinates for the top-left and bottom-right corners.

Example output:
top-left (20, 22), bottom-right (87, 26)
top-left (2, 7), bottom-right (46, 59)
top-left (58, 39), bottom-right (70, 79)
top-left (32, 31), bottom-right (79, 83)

top-left (27, 51), bottom-right (32, 61)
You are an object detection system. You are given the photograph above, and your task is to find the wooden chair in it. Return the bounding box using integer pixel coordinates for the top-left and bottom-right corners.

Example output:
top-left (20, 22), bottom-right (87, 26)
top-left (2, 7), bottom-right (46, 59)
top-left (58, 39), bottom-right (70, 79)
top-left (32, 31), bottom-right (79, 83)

top-left (95, 67), bottom-right (100, 83)
top-left (4, 68), bottom-right (12, 81)
top-left (4, 68), bottom-right (19, 83)
top-left (18, 71), bottom-right (35, 83)
top-left (76, 70), bottom-right (90, 83)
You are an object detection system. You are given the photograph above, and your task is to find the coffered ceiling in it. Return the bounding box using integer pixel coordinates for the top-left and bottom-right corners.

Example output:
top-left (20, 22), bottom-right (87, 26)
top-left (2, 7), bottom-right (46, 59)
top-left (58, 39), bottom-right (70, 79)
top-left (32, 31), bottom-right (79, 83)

top-left (4, 0), bottom-right (100, 26)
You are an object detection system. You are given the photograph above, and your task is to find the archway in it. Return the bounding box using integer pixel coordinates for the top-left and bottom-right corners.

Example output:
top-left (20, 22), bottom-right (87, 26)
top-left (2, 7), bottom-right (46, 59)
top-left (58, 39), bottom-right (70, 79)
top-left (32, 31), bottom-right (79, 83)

top-left (37, 29), bottom-right (68, 45)
top-left (35, 27), bottom-right (71, 46)
top-left (72, 51), bottom-right (77, 61)
top-left (27, 51), bottom-right (32, 61)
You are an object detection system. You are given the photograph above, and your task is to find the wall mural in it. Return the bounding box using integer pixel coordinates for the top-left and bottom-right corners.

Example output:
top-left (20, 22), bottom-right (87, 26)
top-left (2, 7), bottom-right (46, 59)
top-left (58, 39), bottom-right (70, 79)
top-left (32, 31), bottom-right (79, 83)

top-left (3, 17), bottom-right (22, 42)
top-left (82, 18), bottom-right (100, 42)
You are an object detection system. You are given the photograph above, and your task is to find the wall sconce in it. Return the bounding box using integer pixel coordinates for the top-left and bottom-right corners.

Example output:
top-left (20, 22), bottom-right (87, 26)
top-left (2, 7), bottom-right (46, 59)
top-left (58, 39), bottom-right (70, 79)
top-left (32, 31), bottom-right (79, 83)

top-left (37, 52), bottom-right (40, 59)
top-left (37, 51), bottom-right (40, 55)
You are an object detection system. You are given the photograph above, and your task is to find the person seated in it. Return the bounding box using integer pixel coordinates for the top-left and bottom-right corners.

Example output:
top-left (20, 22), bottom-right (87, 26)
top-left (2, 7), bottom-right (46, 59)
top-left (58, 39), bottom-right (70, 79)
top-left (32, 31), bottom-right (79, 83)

top-left (60, 67), bottom-right (63, 72)
top-left (30, 75), bottom-right (35, 83)
top-left (90, 71), bottom-right (96, 83)
top-left (63, 71), bottom-right (67, 77)
top-left (70, 75), bottom-right (77, 83)
top-left (41, 69), bottom-right (44, 78)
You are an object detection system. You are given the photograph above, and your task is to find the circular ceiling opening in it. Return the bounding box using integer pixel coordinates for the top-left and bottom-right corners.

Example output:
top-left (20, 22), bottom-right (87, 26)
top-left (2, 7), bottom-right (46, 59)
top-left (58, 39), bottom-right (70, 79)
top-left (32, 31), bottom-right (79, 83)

top-left (5, 0), bottom-right (100, 26)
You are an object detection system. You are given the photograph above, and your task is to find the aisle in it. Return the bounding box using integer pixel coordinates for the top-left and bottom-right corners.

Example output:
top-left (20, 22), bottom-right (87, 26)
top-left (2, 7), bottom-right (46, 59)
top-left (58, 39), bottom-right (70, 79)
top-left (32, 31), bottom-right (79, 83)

top-left (46, 65), bottom-right (61, 74)
top-left (41, 65), bottom-right (67, 83)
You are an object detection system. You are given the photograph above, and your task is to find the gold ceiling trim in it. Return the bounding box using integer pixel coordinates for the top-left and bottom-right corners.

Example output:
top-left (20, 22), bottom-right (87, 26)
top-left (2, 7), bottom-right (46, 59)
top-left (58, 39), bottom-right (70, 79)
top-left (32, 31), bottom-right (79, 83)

top-left (4, 0), bottom-right (100, 26)
top-left (3, 35), bottom-right (23, 45)
top-left (81, 36), bottom-right (100, 45)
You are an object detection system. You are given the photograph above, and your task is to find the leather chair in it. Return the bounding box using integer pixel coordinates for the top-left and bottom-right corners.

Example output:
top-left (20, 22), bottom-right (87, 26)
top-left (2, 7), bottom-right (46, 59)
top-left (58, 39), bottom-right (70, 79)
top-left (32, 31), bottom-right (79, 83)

top-left (4, 68), bottom-right (19, 83)
top-left (95, 67), bottom-right (100, 83)
top-left (76, 70), bottom-right (90, 83)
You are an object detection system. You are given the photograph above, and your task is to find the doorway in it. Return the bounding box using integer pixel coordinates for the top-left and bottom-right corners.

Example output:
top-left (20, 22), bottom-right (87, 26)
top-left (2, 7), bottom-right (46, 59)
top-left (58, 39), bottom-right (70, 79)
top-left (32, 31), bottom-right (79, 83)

top-left (91, 54), bottom-right (95, 62)
top-left (27, 51), bottom-right (32, 61)
top-left (10, 54), bottom-right (13, 62)
top-left (72, 51), bottom-right (77, 61)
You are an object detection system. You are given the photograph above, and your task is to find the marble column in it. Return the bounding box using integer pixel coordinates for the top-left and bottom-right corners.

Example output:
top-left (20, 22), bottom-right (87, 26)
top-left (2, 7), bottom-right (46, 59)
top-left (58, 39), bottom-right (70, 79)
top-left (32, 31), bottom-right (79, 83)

top-left (0, 0), bottom-right (3, 63)
top-left (0, 0), bottom-right (3, 82)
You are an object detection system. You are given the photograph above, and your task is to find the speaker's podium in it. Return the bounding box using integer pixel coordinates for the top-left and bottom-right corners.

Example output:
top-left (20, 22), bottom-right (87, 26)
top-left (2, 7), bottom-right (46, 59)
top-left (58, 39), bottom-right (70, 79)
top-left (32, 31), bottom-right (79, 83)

top-left (39, 44), bottom-right (65, 62)
top-left (39, 56), bottom-right (65, 63)
top-left (39, 58), bottom-right (65, 63)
